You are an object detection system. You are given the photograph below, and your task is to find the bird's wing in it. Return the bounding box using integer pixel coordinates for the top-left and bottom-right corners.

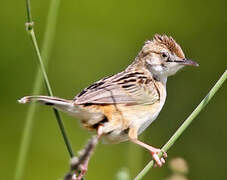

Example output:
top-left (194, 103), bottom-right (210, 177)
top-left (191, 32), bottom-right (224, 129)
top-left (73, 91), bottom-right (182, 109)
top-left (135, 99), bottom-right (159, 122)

top-left (73, 71), bottom-right (160, 105)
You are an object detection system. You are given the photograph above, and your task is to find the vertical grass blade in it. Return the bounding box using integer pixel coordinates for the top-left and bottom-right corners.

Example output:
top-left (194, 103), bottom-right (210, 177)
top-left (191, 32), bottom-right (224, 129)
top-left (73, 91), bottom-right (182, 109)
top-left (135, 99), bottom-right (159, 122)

top-left (13, 0), bottom-right (72, 180)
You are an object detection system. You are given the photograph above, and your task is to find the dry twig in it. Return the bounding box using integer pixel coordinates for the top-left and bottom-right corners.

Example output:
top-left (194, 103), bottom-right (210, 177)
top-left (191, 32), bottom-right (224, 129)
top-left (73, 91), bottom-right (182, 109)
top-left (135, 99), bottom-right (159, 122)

top-left (64, 136), bottom-right (99, 180)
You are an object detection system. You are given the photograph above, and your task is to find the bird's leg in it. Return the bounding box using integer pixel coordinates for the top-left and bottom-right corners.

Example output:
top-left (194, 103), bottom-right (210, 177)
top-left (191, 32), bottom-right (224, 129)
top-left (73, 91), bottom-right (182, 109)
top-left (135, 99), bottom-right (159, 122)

top-left (131, 139), bottom-right (167, 167)
top-left (129, 127), bottom-right (167, 167)
top-left (97, 125), bottom-right (104, 138)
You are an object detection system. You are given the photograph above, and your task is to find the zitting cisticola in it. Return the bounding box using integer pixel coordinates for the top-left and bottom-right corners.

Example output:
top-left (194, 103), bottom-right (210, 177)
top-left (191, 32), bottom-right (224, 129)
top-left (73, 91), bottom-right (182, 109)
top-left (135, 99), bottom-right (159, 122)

top-left (19, 34), bottom-right (198, 166)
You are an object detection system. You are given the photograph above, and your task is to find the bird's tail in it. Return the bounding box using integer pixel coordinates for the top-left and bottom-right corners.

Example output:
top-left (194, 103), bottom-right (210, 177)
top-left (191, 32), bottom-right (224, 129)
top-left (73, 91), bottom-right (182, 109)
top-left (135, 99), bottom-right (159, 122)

top-left (18, 96), bottom-right (79, 116)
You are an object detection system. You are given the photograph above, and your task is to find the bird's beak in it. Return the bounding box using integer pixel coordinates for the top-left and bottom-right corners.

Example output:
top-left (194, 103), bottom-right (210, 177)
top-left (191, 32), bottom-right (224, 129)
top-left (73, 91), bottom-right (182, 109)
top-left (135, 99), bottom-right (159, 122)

top-left (176, 58), bottom-right (199, 67)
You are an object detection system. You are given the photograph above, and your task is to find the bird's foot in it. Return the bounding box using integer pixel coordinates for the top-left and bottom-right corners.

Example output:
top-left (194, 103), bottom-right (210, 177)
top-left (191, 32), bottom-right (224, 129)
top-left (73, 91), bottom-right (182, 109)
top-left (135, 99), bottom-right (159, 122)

top-left (71, 164), bottom-right (88, 180)
top-left (150, 149), bottom-right (167, 167)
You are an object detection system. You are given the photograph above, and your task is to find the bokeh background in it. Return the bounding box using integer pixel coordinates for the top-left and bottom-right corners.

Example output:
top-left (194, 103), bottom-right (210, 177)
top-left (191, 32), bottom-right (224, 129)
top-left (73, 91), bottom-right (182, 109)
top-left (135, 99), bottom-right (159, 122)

top-left (1, 0), bottom-right (227, 179)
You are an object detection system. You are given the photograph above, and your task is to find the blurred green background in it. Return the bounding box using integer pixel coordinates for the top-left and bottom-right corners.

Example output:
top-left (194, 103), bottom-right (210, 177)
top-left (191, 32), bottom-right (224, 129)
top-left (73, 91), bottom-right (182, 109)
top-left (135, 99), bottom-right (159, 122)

top-left (1, 0), bottom-right (226, 179)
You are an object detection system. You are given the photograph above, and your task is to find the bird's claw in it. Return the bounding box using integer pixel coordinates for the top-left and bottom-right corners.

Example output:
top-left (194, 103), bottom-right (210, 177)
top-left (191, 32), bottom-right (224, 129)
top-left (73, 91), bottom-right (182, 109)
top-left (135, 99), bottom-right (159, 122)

top-left (150, 149), bottom-right (167, 167)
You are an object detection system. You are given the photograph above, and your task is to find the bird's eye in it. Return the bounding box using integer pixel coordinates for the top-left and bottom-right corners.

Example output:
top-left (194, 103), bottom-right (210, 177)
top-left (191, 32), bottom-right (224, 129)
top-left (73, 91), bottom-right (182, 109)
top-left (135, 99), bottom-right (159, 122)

top-left (161, 52), bottom-right (168, 58)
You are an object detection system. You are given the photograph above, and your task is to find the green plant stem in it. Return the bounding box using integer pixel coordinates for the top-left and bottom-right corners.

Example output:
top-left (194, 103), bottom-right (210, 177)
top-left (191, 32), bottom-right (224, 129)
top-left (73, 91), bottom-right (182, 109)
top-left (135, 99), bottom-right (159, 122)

top-left (26, 1), bottom-right (74, 157)
top-left (41, 0), bottom-right (61, 61)
top-left (14, 1), bottom-right (73, 180)
top-left (25, 0), bottom-right (32, 23)
top-left (134, 70), bottom-right (227, 180)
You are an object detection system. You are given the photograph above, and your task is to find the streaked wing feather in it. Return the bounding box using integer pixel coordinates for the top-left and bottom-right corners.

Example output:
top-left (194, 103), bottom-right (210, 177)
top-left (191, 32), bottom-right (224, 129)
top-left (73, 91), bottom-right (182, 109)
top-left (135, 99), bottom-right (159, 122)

top-left (74, 71), bottom-right (159, 105)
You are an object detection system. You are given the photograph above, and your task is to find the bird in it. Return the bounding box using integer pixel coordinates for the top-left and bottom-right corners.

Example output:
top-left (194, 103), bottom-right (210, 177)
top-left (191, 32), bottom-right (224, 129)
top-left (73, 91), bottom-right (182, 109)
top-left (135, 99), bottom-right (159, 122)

top-left (19, 34), bottom-right (198, 167)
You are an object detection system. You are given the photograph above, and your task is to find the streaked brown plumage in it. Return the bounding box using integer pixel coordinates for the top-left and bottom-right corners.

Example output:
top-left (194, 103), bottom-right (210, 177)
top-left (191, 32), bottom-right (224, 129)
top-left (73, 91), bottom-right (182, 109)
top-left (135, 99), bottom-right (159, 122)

top-left (19, 34), bottom-right (198, 169)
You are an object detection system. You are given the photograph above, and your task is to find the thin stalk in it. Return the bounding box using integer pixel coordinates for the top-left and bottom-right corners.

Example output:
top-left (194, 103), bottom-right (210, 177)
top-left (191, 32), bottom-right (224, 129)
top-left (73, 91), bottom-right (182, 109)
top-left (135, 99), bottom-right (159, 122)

top-left (28, 29), bottom-right (53, 95)
top-left (14, 1), bottom-right (73, 180)
top-left (14, 99), bottom-right (37, 180)
top-left (25, 0), bottom-right (32, 23)
top-left (134, 70), bottom-right (227, 180)
top-left (25, 0), bottom-right (74, 157)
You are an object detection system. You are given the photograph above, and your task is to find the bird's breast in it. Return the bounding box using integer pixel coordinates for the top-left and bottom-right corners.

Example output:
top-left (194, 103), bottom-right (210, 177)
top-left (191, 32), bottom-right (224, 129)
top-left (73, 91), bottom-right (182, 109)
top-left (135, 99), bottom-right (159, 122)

top-left (137, 81), bottom-right (167, 134)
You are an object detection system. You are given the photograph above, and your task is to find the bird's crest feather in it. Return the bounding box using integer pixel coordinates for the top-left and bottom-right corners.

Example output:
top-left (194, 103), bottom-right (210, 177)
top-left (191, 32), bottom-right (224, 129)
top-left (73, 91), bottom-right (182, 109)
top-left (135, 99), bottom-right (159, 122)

top-left (152, 34), bottom-right (185, 58)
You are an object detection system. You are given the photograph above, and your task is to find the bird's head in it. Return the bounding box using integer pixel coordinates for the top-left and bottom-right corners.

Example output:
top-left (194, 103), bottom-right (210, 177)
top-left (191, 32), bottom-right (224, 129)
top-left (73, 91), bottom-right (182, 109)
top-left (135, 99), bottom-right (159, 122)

top-left (137, 34), bottom-right (198, 79)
